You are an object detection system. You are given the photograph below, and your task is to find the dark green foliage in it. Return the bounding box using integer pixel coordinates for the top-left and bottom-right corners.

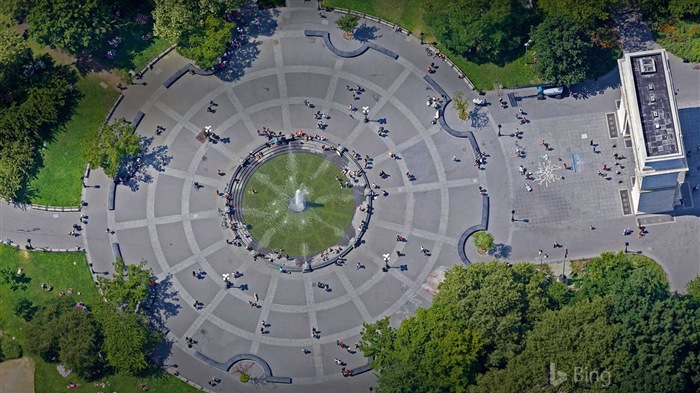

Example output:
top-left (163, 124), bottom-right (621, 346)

top-left (91, 259), bottom-right (159, 374)
top-left (153, 0), bottom-right (243, 57)
top-left (473, 297), bottom-right (623, 392)
top-left (58, 307), bottom-right (103, 377)
top-left (361, 262), bottom-right (568, 391)
top-left (687, 275), bottom-right (700, 303)
top-left (95, 304), bottom-right (160, 375)
top-left (0, 336), bottom-right (22, 360)
top-left (335, 14), bottom-right (360, 34)
top-left (25, 296), bottom-right (75, 360)
top-left (537, 0), bottom-right (624, 30)
top-left (13, 297), bottom-right (37, 321)
top-left (25, 297), bottom-right (102, 377)
top-left (96, 259), bottom-right (153, 312)
top-left (530, 17), bottom-right (593, 86)
top-left (178, 16), bottom-right (234, 68)
top-left (424, 0), bottom-right (535, 64)
top-left (0, 33), bottom-right (79, 200)
top-left (363, 254), bottom-right (700, 392)
top-left (27, 0), bottom-right (111, 55)
top-left (83, 120), bottom-right (142, 179)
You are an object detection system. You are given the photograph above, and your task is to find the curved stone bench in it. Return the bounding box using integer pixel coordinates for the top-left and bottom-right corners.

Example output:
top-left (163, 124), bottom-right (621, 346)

top-left (305, 30), bottom-right (398, 60)
top-left (457, 194), bottom-right (490, 265)
top-left (225, 138), bottom-right (371, 272)
top-left (423, 75), bottom-right (482, 157)
top-left (194, 352), bottom-right (292, 384)
top-left (111, 242), bottom-right (123, 261)
top-left (132, 111), bottom-right (145, 130)
top-left (163, 64), bottom-right (217, 88)
top-left (108, 181), bottom-right (116, 211)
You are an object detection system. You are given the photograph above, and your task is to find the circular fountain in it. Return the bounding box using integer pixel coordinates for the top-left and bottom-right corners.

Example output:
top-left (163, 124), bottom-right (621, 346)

top-left (289, 189), bottom-right (306, 213)
top-left (238, 151), bottom-right (359, 258)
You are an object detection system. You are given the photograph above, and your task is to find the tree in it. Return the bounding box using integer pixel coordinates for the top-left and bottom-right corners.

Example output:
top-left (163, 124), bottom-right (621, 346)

top-left (153, 0), bottom-right (198, 43)
top-left (562, 253), bottom-right (700, 393)
top-left (531, 17), bottom-right (593, 86)
top-left (97, 258), bottom-right (153, 312)
top-left (687, 275), bottom-right (700, 304)
top-left (178, 16), bottom-right (233, 68)
top-left (435, 263), bottom-right (567, 370)
top-left (58, 308), bottom-right (102, 377)
top-left (0, 336), bottom-right (22, 360)
top-left (84, 120), bottom-right (142, 179)
top-left (358, 317), bottom-right (396, 370)
top-left (472, 231), bottom-right (494, 254)
top-left (0, 29), bottom-right (33, 105)
top-left (95, 305), bottom-right (159, 374)
top-left (153, 0), bottom-right (243, 43)
top-left (26, 0), bottom-right (111, 55)
top-left (25, 297), bottom-right (78, 361)
top-left (452, 91), bottom-right (469, 121)
top-left (473, 297), bottom-right (624, 392)
top-left (669, 0), bottom-right (700, 19)
top-left (537, 0), bottom-right (624, 31)
top-left (425, 0), bottom-right (534, 63)
top-left (362, 262), bottom-right (568, 392)
top-left (335, 14), bottom-right (360, 35)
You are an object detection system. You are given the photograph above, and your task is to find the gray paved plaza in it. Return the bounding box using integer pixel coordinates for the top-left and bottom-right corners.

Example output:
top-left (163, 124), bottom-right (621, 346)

top-left (1, 0), bottom-right (698, 391)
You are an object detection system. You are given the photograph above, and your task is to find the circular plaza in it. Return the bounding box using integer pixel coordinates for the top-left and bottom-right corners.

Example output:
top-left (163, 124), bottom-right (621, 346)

top-left (86, 2), bottom-right (487, 391)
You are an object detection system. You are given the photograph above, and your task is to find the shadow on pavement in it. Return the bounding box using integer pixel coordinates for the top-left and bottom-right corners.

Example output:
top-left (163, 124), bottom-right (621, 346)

top-left (119, 137), bottom-right (172, 192)
top-left (570, 67), bottom-right (621, 100)
top-left (353, 23), bottom-right (381, 43)
top-left (215, 2), bottom-right (279, 82)
top-left (146, 273), bottom-right (182, 333)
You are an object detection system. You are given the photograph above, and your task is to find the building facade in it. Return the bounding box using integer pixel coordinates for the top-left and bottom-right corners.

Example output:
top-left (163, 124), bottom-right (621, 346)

top-left (617, 49), bottom-right (688, 214)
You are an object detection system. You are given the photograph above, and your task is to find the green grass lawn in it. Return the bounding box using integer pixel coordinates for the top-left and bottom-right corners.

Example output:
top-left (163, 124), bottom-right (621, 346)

top-left (242, 153), bottom-right (356, 256)
top-left (0, 246), bottom-right (198, 393)
top-left (321, 0), bottom-right (541, 90)
top-left (23, 75), bottom-right (118, 206)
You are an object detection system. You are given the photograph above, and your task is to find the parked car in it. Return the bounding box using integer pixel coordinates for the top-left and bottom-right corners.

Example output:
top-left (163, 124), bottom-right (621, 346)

top-left (537, 86), bottom-right (566, 99)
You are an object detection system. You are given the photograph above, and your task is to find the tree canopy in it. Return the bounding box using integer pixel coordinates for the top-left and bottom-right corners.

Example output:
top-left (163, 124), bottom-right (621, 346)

top-left (97, 258), bottom-right (154, 312)
top-left (26, 297), bottom-right (102, 378)
top-left (84, 119), bottom-right (142, 179)
top-left (0, 34), bottom-right (78, 200)
top-left (531, 17), bottom-right (593, 86)
top-left (362, 253), bottom-right (700, 392)
top-left (95, 304), bottom-right (159, 374)
top-left (424, 0), bottom-right (534, 63)
top-left (27, 0), bottom-right (112, 55)
top-left (537, 0), bottom-right (623, 30)
top-left (178, 15), bottom-right (234, 68)
top-left (335, 14), bottom-right (360, 34)
top-left (153, 0), bottom-right (243, 64)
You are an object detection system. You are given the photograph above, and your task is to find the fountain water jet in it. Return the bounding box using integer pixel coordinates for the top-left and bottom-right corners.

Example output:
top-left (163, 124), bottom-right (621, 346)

top-left (289, 189), bottom-right (306, 212)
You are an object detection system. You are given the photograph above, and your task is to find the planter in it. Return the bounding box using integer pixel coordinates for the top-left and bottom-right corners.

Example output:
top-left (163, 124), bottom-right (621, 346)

top-left (343, 31), bottom-right (353, 40)
top-left (477, 248), bottom-right (488, 255)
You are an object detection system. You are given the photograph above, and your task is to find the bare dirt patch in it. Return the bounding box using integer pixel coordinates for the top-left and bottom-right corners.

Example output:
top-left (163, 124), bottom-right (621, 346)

top-left (0, 357), bottom-right (35, 393)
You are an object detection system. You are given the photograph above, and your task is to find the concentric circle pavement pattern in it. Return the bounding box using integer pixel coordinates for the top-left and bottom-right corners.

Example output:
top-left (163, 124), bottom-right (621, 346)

top-left (89, 4), bottom-right (485, 391)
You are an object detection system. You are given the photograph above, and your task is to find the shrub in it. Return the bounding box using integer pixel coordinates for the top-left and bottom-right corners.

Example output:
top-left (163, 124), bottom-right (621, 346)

top-left (473, 232), bottom-right (494, 253)
top-left (239, 373), bottom-right (250, 383)
top-left (452, 91), bottom-right (469, 121)
top-left (1, 336), bottom-right (22, 360)
top-left (336, 14), bottom-right (360, 34)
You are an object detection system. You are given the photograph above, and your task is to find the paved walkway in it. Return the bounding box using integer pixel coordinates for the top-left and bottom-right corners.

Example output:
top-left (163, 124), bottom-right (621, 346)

top-left (1, 1), bottom-right (698, 391)
top-left (83, 1), bottom-right (482, 391)
top-left (0, 202), bottom-right (83, 251)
